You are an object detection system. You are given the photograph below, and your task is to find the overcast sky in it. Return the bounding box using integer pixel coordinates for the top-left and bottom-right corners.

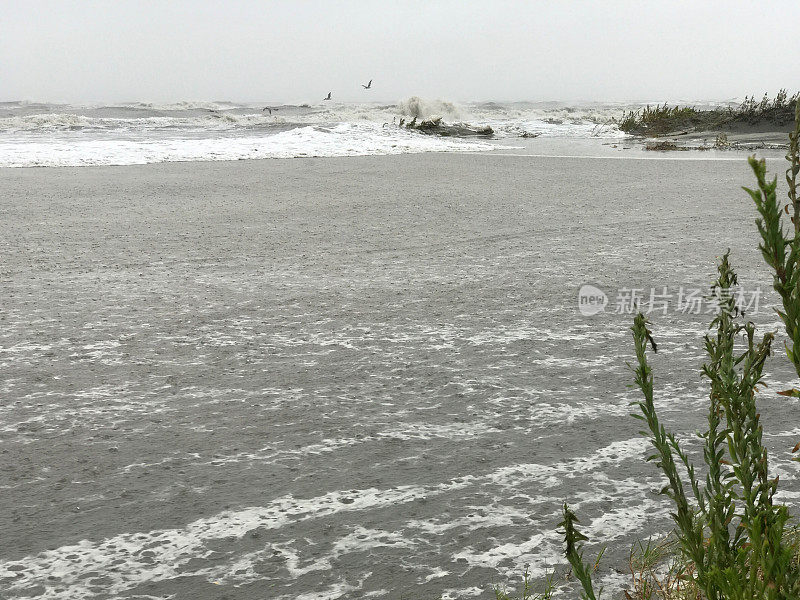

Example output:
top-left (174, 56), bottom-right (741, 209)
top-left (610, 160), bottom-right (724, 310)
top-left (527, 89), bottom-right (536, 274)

top-left (3, 0), bottom-right (799, 104)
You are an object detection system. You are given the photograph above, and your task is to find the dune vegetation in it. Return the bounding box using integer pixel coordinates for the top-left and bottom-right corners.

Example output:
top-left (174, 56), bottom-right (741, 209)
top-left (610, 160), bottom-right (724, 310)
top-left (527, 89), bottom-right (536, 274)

top-left (619, 91), bottom-right (799, 137)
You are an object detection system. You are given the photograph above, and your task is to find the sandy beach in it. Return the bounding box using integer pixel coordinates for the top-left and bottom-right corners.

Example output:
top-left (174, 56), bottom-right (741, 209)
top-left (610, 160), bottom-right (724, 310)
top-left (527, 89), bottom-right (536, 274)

top-left (2, 148), bottom-right (800, 599)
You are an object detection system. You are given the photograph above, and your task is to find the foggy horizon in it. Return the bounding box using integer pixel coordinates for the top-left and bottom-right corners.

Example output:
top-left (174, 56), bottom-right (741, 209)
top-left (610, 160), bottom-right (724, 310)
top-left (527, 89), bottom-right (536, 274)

top-left (4, 0), bottom-right (799, 105)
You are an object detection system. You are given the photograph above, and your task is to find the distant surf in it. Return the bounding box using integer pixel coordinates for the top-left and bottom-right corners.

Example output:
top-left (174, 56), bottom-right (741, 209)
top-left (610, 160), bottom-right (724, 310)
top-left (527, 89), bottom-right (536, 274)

top-left (0, 98), bottom-right (636, 167)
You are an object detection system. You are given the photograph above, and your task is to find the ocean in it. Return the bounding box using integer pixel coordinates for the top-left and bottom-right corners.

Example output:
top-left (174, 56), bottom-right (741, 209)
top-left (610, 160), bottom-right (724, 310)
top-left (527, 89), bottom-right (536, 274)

top-left (0, 98), bottom-right (644, 167)
top-left (1, 100), bottom-right (798, 600)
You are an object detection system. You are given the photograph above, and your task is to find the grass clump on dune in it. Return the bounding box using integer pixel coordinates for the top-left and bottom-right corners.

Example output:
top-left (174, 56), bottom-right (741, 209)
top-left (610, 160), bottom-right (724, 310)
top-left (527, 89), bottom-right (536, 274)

top-left (619, 104), bottom-right (701, 136)
top-left (619, 90), bottom-right (800, 137)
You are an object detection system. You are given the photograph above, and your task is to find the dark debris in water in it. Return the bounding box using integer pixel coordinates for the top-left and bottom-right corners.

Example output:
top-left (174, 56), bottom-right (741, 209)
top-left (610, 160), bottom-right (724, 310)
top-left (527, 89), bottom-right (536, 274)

top-left (397, 116), bottom-right (494, 138)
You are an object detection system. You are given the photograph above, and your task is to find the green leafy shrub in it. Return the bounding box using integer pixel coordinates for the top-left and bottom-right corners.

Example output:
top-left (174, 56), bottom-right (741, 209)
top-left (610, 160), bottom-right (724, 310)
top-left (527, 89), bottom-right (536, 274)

top-left (559, 504), bottom-right (600, 600)
top-left (564, 255), bottom-right (799, 599)
top-left (560, 100), bottom-right (800, 599)
top-left (745, 100), bottom-right (800, 394)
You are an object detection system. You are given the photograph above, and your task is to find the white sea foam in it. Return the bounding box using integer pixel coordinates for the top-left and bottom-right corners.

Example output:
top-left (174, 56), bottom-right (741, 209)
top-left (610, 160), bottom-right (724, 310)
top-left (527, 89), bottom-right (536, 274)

top-left (0, 122), bottom-right (493, 167)
top-left (0, 437), bottom-right (651, 598)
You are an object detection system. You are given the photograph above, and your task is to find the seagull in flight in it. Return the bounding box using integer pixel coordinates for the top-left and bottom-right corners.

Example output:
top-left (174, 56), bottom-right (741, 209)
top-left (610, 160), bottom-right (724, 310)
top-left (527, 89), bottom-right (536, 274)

top-left (323, 92), bottom-right (332, 101)
top-left (262, 106), bottom-right (278, 115)
top-left (361, 79), bottom-right (372, 90)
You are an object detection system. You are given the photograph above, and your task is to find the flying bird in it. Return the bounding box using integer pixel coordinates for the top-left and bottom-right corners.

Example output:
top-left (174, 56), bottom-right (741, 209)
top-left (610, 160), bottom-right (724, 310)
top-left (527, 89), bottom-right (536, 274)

top-left (323, 92), bottom-right (332, 101)
top-left (362, 79), bottom-right (372, 89)
top-left (262, 107), bottom-right (278, 115)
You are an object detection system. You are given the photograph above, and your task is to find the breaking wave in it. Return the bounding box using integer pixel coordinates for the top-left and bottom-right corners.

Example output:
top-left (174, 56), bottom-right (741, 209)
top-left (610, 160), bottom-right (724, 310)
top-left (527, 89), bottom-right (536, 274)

top-left (0, 122), bottom-right (494, 168)
top-left (396, 97), bottom-right (462, 120)
top-left (0, 98), bottom-right (635, 167)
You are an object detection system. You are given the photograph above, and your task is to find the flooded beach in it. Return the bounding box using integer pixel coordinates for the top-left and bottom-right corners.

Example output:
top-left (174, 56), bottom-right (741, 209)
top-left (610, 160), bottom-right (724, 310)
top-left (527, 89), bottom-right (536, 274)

top-left (2, 146), bottom-right (800, 598)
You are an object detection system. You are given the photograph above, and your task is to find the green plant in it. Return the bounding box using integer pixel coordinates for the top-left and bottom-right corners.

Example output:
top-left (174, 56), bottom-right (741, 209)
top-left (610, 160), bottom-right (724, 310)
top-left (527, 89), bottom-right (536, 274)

top-left (745, 99), bottom-right (800, 395)
top-left (562, 256), bottom-right (797, 598)
top-left (494, 565), bottom-right (556, 600)
top-left (558, 99), bottom-right (800, 599)
top-left (631, 256), bottom-right (800, 598)
top-left (625, 537), bottom-right (701, 600)
top-left (558, 503), bottom-right (600, 600)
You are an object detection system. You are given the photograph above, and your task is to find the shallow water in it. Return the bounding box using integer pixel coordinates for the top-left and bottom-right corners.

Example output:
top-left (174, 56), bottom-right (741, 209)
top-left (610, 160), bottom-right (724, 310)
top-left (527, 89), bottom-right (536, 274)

top-left (1, 147), bottom-right (799, 599)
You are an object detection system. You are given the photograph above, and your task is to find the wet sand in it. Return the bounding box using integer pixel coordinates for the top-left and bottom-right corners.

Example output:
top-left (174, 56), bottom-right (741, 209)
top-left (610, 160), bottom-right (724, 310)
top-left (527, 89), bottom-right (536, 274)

top-left (2, 149), bottom-right (800, 599)
top-left (638, 123), bottom-right (795, 150)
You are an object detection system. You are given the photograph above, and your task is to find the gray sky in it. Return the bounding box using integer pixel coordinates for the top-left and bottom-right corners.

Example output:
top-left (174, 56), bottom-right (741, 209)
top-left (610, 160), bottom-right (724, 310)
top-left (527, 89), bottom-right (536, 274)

top-left (3, 0), bottom-right (799, 104)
